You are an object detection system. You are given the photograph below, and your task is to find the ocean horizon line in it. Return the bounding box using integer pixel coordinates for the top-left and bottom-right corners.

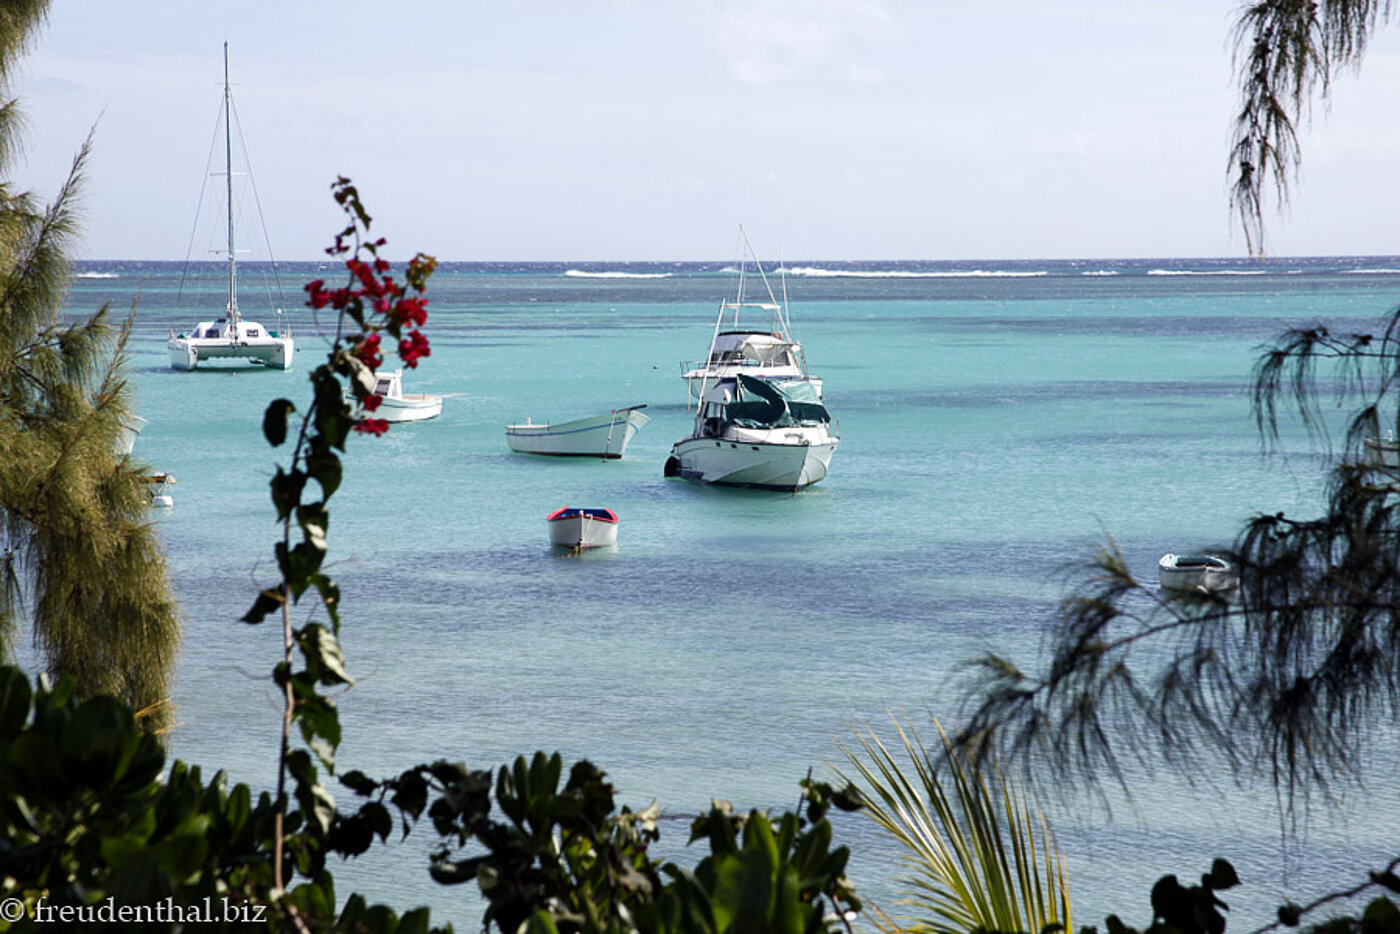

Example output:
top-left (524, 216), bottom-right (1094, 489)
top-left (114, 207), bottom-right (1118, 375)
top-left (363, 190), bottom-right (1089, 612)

top-left (72, 252), bottom-right (1400, 265)
top-left (71, 255), bottom-right (1400, 283)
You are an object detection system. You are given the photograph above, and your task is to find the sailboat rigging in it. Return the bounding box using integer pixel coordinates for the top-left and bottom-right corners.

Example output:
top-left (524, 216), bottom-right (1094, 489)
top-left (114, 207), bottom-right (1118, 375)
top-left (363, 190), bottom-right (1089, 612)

top-left (168, 43), bottom-right (294, 371)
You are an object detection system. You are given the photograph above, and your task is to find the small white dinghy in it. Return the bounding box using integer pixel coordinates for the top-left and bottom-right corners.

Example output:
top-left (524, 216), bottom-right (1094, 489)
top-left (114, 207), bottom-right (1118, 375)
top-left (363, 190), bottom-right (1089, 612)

top-left (1158, 553), bottom-right (1236, 592)
top-left (1364, 436), bottom-right (1400, 468)
top-left (360, 369), bottom-right (444, 423)
top-left (146, 472), bottom-right (176, 508)
top-left (507, 406), bottom-right (649, 458)
top-left (547, 507), bottom-right (618, 551)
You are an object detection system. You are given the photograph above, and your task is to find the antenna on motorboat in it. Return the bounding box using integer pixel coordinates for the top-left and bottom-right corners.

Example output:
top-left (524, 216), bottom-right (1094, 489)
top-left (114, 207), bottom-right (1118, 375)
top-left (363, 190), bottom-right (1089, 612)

top-left (738, 225), bottom-right (783, 330)
top-left (778, 244), bottom-right (791, 339)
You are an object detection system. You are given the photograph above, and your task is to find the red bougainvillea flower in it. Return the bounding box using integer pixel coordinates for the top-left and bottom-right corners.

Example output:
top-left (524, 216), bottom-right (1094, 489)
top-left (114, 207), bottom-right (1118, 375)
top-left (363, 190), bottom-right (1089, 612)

top-left (353, 332), bottom-right (384, 370)
top-left (361, 393), bottom-right (383, 412)
top-left (353, 417), bottom-right (390, 436)
top-left (392, 296), bottom-right (428, 328)
top-left (304, 279), bottom-right (330, 309)
top-left (398, 330), bottom-right (431, 368)
top-left (348, 258), bottom-right (379, 292)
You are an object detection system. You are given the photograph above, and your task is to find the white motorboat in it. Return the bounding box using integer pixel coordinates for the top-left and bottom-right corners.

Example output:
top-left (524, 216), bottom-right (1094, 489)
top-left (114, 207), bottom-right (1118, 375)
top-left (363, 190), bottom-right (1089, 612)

top-left (664, 235), bottom-right (838, 492)
top-left (359, 369), bottom-right (443, 423)
top-left (168, 45), bottom-right (293, 371)
top-left (547, 507), bottom-right (619, 550)
top-left (1158, 553), bottom-right (1237, 592)
top-left (506, 406), bottom-right (649, 458)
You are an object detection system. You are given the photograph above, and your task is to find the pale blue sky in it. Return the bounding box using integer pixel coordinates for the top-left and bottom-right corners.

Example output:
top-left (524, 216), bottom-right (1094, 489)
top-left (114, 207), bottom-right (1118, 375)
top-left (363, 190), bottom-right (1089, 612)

top-left (11, 1), bottom-right (1400, 261)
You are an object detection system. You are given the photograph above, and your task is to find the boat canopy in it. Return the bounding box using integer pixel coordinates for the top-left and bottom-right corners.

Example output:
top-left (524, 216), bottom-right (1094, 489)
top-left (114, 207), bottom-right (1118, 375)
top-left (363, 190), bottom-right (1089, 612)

top-left (707, 331), bottom-right (796, 368)
top-left (725, 374), bottom-right (830, 428)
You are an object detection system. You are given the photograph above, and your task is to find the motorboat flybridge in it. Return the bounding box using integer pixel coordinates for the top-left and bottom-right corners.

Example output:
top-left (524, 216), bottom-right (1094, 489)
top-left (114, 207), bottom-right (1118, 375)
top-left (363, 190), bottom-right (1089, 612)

top-left (664, 236), bottom-right (838, 492)
top-left (169, 44), bottom-right (293, 371)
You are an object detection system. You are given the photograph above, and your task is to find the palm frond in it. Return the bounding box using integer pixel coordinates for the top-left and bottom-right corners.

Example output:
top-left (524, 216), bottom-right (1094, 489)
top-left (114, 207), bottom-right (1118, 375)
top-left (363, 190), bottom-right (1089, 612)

top-left (838, 716), bottom-right (1072, 934)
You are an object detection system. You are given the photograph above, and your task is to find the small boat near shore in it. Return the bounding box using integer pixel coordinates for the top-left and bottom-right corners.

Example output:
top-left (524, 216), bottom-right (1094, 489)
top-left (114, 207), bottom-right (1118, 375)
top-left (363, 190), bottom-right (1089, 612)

top-left (1364, 436), bottom-right (1400, 468)
top-left (1158, 553), bottom-right (1236, 592)
top-left (547, 506), bottom-right (618, 550)
top-left (358, 369), bottom-right (443, 423)
top-left (506, 406), bottom-right (649, 458)
top-left (146, 472), bottom-right (176, 508)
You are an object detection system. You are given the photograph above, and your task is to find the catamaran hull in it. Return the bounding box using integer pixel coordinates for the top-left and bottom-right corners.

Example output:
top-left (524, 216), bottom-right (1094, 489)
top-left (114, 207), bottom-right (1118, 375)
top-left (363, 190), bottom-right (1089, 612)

top-left (169, 336), bottom-right (294, 370)
top-left (667, 437), bottom-right (836, 492)
top-left (507, 409), bottom-right (650, 458)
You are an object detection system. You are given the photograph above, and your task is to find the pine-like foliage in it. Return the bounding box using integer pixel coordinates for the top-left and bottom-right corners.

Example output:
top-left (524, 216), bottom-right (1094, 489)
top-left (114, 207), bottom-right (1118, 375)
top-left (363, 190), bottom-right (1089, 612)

top-left (954, 307), bottom-right (1400, 815)
top-left (1230, 0), bottom-right (1394, 252)
top-left (0, 0), bottom-right (179, 728)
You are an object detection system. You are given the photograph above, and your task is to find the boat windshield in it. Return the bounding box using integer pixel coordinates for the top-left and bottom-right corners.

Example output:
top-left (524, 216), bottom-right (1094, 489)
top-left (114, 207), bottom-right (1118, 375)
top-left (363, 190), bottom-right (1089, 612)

top-left (725, 375), bottom-right (829, 428)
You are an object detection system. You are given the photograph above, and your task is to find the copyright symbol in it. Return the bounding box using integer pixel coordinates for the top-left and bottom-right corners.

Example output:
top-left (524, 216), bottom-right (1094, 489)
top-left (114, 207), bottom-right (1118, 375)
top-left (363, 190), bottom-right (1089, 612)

top-left (0, 898), bottom-right (24, 922)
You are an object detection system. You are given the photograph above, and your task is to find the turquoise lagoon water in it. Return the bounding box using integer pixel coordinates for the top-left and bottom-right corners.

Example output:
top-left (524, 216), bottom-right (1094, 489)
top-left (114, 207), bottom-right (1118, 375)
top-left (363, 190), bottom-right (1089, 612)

top-left (45, 257), bottom-right (1400, 929)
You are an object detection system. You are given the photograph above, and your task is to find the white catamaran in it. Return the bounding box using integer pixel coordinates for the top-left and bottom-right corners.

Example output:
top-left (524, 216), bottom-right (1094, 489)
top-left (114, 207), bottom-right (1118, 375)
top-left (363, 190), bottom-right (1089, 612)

top-left (664, 235), bottom-right (839, 492)
top-left (168, 44), bottom-right (293, 371)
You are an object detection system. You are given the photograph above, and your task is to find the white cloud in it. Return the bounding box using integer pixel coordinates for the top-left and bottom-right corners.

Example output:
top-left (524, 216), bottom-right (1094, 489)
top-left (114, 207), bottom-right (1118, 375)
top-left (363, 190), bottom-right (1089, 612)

top-left (691, 0), bottom-right (896, 84)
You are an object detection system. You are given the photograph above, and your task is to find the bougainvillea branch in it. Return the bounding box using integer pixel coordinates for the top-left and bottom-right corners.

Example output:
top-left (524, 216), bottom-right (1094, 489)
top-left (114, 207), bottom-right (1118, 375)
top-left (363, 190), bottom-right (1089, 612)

top-left (243, 177), bottom-right (436, 902)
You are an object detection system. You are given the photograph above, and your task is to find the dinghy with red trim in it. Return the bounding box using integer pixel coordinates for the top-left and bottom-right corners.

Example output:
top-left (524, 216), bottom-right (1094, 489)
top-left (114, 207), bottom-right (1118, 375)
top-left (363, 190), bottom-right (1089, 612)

top-left (547, 507), bottom-right (619, 550)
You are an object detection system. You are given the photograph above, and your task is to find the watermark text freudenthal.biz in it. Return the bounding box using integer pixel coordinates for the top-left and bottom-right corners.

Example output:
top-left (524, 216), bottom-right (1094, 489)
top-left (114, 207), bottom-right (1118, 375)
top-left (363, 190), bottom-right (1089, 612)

top-left (0, 896), bottom-right (268, 924)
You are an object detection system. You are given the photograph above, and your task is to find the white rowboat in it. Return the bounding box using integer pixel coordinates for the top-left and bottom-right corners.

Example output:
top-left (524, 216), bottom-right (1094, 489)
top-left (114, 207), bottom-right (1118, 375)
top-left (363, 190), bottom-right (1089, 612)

top-left (507, 406), bottom-right (649, 458)
top-left (1158, 553), bottom-right (1237, 592)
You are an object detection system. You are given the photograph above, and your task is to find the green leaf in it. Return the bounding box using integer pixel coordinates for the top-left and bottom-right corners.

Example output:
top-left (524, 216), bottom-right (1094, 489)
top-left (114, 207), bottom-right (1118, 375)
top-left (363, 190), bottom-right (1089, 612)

top-left (305, 781), bottom-right (337, 835)
top-left (298, 503), bottom-right (330, 553)
top-left (363, 800), bottom-right (393, 841)
top-left (263, 397), bottom-right (296, 446)
top-left (293, 685), bottom-right (342, 750)
top-left (310, 574), bottom-right (342, 630)
top-left (341, 770), bottom-right (379, 796)
top-left (270, 467), bottom-right (307, 523)
top-left (300, 623), bottom-right (353, 686)
top-left (521, 911), bottom-right (561, 934)
top-left (1361, 897), bottom-right (1400, 934)
top-left (391, 769), bottom-right (429, 823)
top-left (286, 748), bottom-right (314, 785)
top-left (1207, 858), bottom-right (1240, 890)
top-left (430, 855), bottom-right (484, 886)
top-left (306, 449), bottom-right (343, 500)
top-left (0, 667), bottom-right (33, 739)
top-left (241, 587), bottom-right (283, 625)
top-left (396, 907), bottom-right (432, 934)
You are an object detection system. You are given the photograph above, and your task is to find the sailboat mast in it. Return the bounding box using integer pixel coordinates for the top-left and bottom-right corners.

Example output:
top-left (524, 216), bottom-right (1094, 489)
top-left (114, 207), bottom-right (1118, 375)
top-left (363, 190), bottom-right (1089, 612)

top-left (223, 41), bottom-right (239, 327)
